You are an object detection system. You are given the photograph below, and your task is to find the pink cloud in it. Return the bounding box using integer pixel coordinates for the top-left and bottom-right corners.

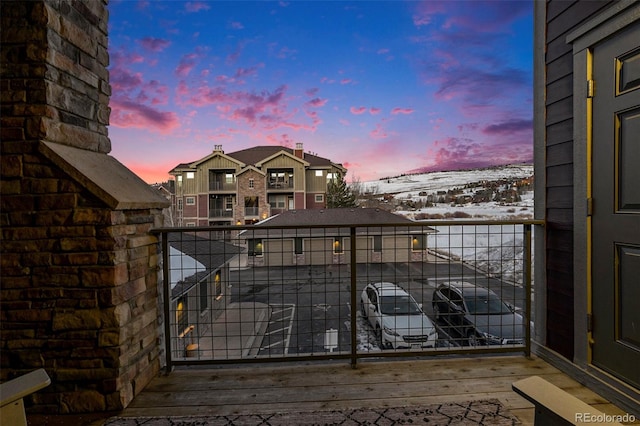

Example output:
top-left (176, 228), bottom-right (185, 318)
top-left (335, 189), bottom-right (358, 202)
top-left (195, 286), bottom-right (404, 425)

top-left (391, 107), bottom-right (414, 115)
top-left (109, 66), bottom-right (144, 92)
top-left (230, 21), bottom-right (244, 29)
top-left (185, 2), bottom-right (210, 13)
top-left (350, 106), bottom-right (367, 115)
top-left (175, 52), bottom-right (201, 77)
top-left (138, 37), bottom-right (171, 52)
top-left (110, 97), bottom-right (180, 133)
top-left (306, 98), bottom-right (328, 108)
top-left (340, 79), bottom-right (353, 85)
top-left (370, 123), bottom-right (388, 139)
top-left (482, 119), bottom-right (532, 135)
top-left (234, 64), bottom-right (264, 80)
top-left (369, 107), bottom-right (381, 115)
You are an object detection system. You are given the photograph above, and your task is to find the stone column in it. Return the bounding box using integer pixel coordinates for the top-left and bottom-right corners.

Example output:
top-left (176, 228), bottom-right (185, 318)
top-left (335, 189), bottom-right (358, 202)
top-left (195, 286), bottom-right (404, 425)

top-left (1, 0), bottom-right (169, 413)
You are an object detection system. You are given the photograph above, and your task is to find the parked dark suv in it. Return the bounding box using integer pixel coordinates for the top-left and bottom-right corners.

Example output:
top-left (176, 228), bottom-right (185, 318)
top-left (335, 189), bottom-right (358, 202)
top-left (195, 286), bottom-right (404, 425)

top-left (432, 281), bottom-right (524, 345)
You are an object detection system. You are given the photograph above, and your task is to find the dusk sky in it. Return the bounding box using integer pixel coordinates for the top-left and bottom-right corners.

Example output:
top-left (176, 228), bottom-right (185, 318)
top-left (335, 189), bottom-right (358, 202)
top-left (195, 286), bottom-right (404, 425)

top-left (107, 0), bottom-right (533, 184)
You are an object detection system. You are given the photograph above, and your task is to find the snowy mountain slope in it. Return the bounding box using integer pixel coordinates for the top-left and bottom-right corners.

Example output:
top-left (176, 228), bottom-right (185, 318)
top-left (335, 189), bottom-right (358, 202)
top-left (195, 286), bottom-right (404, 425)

top-left (362, 164), bottom-right (533, 198)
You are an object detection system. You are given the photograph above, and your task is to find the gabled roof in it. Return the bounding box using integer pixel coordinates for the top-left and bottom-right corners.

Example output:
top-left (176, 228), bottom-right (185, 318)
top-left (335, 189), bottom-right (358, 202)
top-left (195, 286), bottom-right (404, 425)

top-left (255, 150), bottom-right (309, 168)
top-left (237, 165), bottom-right (266, 176)
top-left (189, 150), bottom-right (246, 169)
top-left (169, 145), bottom-right (345, 173)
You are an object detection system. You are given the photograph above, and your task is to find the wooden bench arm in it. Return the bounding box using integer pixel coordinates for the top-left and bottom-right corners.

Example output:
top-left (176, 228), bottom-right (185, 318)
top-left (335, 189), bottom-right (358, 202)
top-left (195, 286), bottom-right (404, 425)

top-left (512, 375), bottom-right (623, 426)
top-left (0, 369), bottom-right (51, 407)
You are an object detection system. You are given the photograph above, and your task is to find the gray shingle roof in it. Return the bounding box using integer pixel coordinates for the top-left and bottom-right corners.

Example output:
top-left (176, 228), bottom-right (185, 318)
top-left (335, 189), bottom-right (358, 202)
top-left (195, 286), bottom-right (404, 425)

top-left (170, 145), bottom-right (342, 172)
top-left (259, 208), bottom-right (414, 226)
top-left (167, 232), bottom-right (243, 299)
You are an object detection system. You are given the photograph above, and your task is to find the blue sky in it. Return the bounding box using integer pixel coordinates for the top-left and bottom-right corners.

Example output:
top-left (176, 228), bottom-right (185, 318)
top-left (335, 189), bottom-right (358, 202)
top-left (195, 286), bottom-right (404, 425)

top-left (107, 0), bottom-right (533, 183)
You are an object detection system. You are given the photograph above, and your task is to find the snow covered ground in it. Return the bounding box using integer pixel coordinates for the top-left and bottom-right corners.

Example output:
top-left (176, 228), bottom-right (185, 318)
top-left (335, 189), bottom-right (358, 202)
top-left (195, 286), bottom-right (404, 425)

top-left (363, 164), bottom-right (534, 220)
top-left (363, 164), bottom-right (533, 196)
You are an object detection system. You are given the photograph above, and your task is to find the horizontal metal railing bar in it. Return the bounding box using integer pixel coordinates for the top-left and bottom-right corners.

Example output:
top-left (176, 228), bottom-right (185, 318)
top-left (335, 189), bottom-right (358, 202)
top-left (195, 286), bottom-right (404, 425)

top-left (152, 219), bottom-right (544, 233)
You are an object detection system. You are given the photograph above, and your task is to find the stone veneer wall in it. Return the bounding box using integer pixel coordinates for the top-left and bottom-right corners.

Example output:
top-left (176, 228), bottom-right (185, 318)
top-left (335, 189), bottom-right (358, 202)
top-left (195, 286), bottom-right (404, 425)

top-left (1, 0), bottom-right (167, 413)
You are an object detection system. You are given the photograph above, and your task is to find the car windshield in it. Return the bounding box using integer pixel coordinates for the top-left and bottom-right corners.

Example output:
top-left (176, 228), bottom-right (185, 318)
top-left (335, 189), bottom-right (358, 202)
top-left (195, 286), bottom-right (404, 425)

top-left (464, 294), bottom-right (512, 315)
top-left (380, 295), bottom-right (422, 315)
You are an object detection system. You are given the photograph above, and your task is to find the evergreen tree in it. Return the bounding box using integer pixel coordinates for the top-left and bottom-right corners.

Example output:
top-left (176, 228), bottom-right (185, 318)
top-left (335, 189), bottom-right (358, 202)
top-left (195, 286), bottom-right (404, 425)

top-left (326, 172), bottom-right (357, 208)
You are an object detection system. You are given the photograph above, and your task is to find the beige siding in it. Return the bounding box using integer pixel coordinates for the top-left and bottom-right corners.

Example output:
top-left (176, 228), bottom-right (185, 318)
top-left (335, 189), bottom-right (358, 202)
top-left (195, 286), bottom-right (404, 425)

top-left (306, 169), bottom-right (328, 193)
top-left (182, 172), bottom-right (197, 195)
top-left (262, 155), bottom-right (306, 191)
top-left (195, 157), bottom-right (241, 193)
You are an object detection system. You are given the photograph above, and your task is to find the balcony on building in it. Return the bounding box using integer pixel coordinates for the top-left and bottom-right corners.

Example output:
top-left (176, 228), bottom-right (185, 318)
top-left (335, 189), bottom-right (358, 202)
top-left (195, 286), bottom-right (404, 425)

top-left (209, 170), bottom-right (236, 192)
top-left (209, 194), bottom-right (234, 218)
top-left (267, 169), bottom-right (294, 190)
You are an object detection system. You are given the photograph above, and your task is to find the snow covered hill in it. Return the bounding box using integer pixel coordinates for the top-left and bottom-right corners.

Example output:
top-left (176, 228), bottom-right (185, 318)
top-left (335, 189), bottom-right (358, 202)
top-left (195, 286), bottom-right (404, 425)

top-left (360, 164), bottom-right (534, 220)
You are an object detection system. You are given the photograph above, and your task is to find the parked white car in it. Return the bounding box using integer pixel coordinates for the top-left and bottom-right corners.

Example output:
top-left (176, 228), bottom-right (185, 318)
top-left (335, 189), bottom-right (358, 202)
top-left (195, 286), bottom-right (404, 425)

top-left (360, 282), bottom-right (437, 349)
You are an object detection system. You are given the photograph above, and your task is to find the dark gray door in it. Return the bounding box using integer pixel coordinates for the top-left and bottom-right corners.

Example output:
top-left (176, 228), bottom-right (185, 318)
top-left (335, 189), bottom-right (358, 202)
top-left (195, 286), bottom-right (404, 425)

top-left (592, 19), bottom-right (640, 389)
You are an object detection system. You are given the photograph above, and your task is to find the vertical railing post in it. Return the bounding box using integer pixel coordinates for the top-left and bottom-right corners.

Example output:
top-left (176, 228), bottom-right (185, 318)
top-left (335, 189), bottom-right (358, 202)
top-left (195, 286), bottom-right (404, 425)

top-left (350, 226), bottom-right (358, 368)
top-left (524, 224), bottom-right (532, 357)
top-left (161, 231), bottom-right (173, 373)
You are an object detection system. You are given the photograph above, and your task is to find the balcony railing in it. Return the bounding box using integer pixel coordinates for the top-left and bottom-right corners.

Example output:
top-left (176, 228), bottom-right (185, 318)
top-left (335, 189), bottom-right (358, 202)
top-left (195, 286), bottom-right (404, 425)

top-left (244, 206), bottom-right (259, 216)
top-left (157, 219), bottom-right (541, 370)
top-left (209, 208), bottom-right (233, 218)
top-left (209, 181), bottom-right (236, 191)
top-left (267, 180), bottom-right (293, 189)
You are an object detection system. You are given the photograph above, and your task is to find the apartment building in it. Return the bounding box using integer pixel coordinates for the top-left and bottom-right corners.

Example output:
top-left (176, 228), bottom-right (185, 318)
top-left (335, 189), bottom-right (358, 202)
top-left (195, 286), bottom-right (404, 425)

top-left (169, 143), bottom-right (347, 226)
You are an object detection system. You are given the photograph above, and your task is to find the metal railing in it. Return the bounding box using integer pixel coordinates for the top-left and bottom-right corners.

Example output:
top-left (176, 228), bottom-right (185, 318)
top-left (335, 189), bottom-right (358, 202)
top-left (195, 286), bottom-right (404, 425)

top-left (157, 219), bottom-right (542, 370)
top-left (208, 208), bottom-right (233, 218)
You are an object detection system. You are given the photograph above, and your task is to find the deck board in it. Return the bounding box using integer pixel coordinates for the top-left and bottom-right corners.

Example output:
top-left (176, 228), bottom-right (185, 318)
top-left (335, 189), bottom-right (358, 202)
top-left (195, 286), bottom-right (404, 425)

top-left (118, 355), bottom-right (635, 424)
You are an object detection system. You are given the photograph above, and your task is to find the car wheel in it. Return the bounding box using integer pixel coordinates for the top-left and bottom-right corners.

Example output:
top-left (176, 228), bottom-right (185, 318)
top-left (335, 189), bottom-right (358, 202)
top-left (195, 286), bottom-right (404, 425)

top-left (360, 301), bottom-right (367, 319)
top-left (467, 330), bottom-right (482, 346)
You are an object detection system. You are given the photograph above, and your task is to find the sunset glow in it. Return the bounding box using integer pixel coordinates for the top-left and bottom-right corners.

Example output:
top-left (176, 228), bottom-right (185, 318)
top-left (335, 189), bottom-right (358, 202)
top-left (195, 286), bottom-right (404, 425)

top-left (107, 1), bottom-right (533, 184)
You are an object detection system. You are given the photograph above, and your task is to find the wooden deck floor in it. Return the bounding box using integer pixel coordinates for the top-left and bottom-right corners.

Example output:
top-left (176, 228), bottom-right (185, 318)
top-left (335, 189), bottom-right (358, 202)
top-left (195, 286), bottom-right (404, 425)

top-left (114, 354), bottom-right (634, 425)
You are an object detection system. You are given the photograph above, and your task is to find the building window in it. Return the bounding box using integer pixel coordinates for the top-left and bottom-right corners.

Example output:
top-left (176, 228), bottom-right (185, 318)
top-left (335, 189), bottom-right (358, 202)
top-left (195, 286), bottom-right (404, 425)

top-left (186, 197), bottom-right (195, 205)
top-left (177, 199), bottom-right (183, 210)
top-left (333, 237), bottom-right (343, 254)
top-left (411, 234), bottom-right (426, 251)
top-left (186, 172), bottom-right (195, 179)
top-left (315, 194), bottom-right (324, 203)
top-left (315, 170), bottom-right (323, 177)
top-left (225, 196), bottom-right (233, 211)
top-left (295, 237), bottom-right (303, 254)
top-left (177, 175), bottom-right (183, 187)
top-left (373, 235), bottom-right (382, 253)
top-left (327, 173), bottom-right (334, 180)
top-left (249, 178), bottom-right (254, 188)
top-left (269, 195), bottom-right (286, 209)
top-left (199, 280), bottom-right (208, 314)
top-left (186, 222), bottom-right (196, 227)
top-left (248, 239), bottom-right (263, 256)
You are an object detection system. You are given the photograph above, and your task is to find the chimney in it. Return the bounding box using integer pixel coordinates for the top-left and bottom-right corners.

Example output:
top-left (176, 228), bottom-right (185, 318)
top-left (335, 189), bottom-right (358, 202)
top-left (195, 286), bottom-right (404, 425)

top-left (294, 142), bottom-right (304, 159)
top-left (214, 144), bottom-right (224, 153)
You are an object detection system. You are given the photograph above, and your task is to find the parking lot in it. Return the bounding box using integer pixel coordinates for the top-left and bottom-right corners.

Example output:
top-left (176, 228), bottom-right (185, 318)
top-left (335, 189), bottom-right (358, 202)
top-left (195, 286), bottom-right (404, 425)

top-left (229, 261), bottom-right (528, 355)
